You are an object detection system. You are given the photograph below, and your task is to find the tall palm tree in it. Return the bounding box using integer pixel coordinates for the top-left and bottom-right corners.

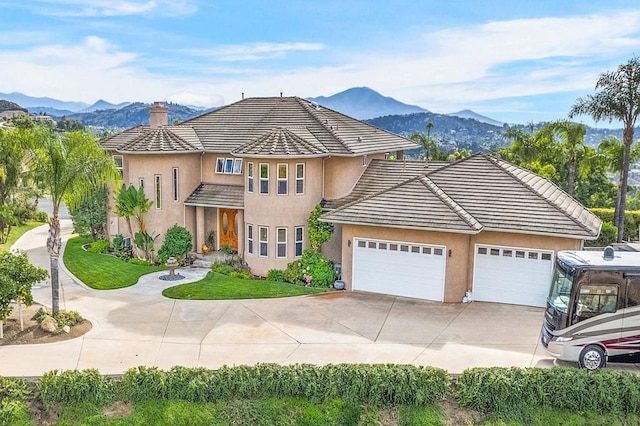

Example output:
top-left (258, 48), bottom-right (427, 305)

top-left (27, 128), bottom-right (116, 315)
top-left (543, 120), bottom-right (587, 197)
top-left (570, 56), bottom-right (640, 242)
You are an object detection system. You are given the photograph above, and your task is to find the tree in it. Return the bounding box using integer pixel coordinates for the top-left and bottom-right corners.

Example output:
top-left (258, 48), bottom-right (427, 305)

top-left (570, 56), bottom-right (640, 242)
top-left (596, 136), bottom-right (640, 226)
top-left (0, 128), bottom-right (27, 206)
top-left (409, 122), bottom-right (449, 161)
top-left (0, 250), bottom-right (48, 338)
top-left (69, 185), bottom-right (108, 240)
top-left (27, 128), bottom-right (116, 315)
top-left (542, 120), bottom-right (588, 197)
top-left (114, 184), bottom-right (154, 259)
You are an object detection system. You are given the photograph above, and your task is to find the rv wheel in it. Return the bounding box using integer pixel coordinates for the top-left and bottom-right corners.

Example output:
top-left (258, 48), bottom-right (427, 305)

top-left (578, 345), bottom-right (606, 370)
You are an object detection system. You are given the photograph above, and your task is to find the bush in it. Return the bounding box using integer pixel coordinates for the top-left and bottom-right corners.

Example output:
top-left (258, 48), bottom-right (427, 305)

top-left (38, 369), bottom-right (114, 406)
top-left (308, 204), bottom-right (333, 252)
top-left (157, 225), bottom-right (193, 265)
top-left (119, 366), bottom-right (167, 403)
top-left (34, 210), bottom-right (49, 223)
top-left (86, 239), bottom-right (109, 254)
top-left (585, 221), bottom-right (617, 247)
top-left (229, 270), bottom-right (251, 280)
top-left (285, 250), bottom-right (335, 287)
top-left (267, 269), bottom-right (286, 282)
top-left (212, 261), bottom-right (235, 275)
top-left (32, 308), bottom-right (84, 329)
top-left (113, 234), bottom-right (133, 261)
top-left (129, 258), bottom-right (152, 266)
top-left (590, 208), bottom-right (640, 241)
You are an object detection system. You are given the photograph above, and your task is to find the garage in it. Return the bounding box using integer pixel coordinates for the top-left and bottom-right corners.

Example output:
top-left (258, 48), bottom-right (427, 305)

top-left (472, 245), bottom-right (554, 307)
top-left (352, 238), bottom-right (446, 301)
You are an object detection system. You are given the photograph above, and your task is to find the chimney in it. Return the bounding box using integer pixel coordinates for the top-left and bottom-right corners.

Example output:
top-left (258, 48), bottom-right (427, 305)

top-left (149, 101), bottom-right (168, 128)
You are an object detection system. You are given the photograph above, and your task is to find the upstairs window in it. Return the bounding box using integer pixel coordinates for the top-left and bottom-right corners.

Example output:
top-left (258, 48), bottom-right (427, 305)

top-left (295, 163), bottom-right (305, 195)
top-left (154, 175), bottom-right (161, 209)
top-left (277, 164), bottom-right (288, 195)
top-left (216, 157), bottom-right (243, 175)
top-left (260, 163), bottom-right (269, 195)
top-left (172, 167), bottom-right (179, 202)
top-left (247, 162), bottom-right (254, 193)
top-left (113, 155), bottom-right (123, 179)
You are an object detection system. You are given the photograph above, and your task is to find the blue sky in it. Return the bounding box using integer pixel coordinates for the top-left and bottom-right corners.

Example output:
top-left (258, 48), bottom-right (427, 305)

top-left (1, 1), bottom-right (640, 125)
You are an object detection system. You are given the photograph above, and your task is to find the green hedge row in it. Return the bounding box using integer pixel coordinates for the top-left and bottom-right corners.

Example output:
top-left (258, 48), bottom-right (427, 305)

top-left (590, 208), bottom-right (640, 242)
top-left (457, 367), bottom-right (640, 417)
top-left (38, 364), bottom-right (450, 408)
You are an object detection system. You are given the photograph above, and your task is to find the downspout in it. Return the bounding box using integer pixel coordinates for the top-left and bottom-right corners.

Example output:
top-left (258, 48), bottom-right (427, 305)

top-left (322, 156), bottom-right (328, 199)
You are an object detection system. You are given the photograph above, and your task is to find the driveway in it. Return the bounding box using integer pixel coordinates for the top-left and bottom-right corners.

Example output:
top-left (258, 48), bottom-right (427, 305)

top-left (0, 221), bottom-right (610, 376)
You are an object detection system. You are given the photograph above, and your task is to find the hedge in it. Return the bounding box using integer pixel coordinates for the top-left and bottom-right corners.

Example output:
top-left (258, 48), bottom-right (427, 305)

top-left (589, 208), bottom-right (640, 242)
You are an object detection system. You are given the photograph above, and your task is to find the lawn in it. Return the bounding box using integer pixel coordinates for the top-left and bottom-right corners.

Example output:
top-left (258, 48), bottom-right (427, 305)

top-left (162, 272), bottom-right (329, 300)
top-left (63, 236), bottom-right (165, 290)
top-left (0, 220), bottom-right (45, 251)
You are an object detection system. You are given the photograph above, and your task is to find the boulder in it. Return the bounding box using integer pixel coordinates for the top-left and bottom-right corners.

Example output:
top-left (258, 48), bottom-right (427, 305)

top-left (62, 325), bottom-right (71, 333)
top-left (40, 315), bottom-right (58, 333)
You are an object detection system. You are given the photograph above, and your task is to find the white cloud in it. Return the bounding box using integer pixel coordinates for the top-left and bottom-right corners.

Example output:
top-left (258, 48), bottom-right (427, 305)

top-left (27, 0), bottom-right (196, 17)
top-left (186, 42), bottom-right (325, 61)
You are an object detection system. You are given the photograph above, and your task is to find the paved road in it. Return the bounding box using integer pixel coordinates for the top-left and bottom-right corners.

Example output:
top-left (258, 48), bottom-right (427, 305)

top-left (4, 221), bottom-right (637, 377)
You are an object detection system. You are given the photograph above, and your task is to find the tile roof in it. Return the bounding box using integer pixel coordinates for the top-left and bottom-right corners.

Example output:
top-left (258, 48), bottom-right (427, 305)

top-left (101, 97), bottom-right (419, 156)
top-left (232, 127), bottom-right (329, 157)
top-left (117, 126), bottom-right (203, 153)
top-left (321, 154), bottom-right (602, 239)
top-left (184, 183), bottom-right (244, 208)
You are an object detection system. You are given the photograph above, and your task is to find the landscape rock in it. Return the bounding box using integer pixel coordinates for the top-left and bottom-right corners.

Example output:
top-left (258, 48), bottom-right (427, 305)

top-left (62, 325), bottom-right (71, 333)
top-left (40, 316), bottom-right (58, 333)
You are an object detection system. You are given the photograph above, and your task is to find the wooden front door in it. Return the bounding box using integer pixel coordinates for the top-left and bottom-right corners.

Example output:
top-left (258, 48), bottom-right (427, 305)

top-left (219, 208), bottom-right (238, 251)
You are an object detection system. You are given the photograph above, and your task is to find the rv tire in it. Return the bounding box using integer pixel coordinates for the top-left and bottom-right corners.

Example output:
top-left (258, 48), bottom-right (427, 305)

top-left (578, 345), bottom-right (606, 370)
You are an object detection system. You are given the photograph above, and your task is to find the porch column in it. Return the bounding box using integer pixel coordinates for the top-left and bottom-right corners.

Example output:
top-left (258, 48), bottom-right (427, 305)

top-left (196, 206), bottom-right (205, 253)
top-left (237, 209), bottom-right (244, 257)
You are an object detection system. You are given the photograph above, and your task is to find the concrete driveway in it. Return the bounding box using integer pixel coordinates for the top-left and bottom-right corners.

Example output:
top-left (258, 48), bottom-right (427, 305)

top-left (0, 222), bottom-right (584, 376)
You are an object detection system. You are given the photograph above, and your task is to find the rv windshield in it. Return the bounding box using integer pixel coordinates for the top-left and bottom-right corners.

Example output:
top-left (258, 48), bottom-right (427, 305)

top-left (547, 266), bottom-right (573, 313)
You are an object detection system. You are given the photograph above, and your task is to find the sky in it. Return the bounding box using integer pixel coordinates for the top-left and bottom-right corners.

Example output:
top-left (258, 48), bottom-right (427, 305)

top-left (1, 1), bottom-right (640, 126)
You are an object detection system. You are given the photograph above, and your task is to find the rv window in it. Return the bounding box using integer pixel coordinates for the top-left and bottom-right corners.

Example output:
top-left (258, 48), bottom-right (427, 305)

top-left (626, 280), bottom-right (640, 308)
top-left (573, 284), bottom-right (619, 324)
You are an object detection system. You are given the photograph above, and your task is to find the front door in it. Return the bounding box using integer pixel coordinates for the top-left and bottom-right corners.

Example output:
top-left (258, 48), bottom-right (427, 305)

top-left (219, 208), bottom-right (238, 252)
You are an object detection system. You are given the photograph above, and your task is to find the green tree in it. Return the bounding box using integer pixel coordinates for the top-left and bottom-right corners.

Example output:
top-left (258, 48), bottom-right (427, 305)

top-left (69, 185), bottom-right (108, 240)
top-left (0, 128), bottom-right (27, 206)
top-left (542, 120), bottom-right (588, 197)
top-left (308, 204), bottom-right (333, 252)
top-left (114, 184), bottom-right (154, 259)
top-left (409, 122), bottom-right (449, 161)
top-left (56, 116), bottom-right (85, 132)
top-left (570, 56), bottom-right (640, 242)
top-left (27, 128), bottom-right (116, 315)
top-left (0, 250), bottom-right (48, 338)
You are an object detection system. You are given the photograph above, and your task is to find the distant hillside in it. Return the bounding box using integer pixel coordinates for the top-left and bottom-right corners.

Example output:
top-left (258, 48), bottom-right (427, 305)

top-left (0, 92), bottom-right (89, 111)
top-left (64, 102), bottom-right (206, 130)
top-left (0, 99), bottom-right (27, 113)
top-left (308, 87), bottom-right (428, 120)
top-left (84, 99), bottom-right (131, 112)
top-left (448, 109), bottom-right (504, 127)
top-left (26, 106), bottom-right (75, 116)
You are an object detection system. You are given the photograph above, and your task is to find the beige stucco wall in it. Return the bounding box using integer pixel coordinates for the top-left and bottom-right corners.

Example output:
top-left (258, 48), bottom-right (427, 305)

top-left (108, 153), bottom-right (202, 250)
top-left (242, 157), bottom-right (324, 275)
top-left (323, 154), bottom-right (385, 200)
top-left (340, 225), bottom-right (584, 303)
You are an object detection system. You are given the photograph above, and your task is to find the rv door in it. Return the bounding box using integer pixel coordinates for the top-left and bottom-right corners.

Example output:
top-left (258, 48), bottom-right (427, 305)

top-left (621, 274), bottom-right (640, 354)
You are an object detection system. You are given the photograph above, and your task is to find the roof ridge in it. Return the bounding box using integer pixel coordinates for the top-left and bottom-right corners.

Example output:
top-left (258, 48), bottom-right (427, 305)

top-left (119, 127), bottom-right (200, 151)
top-left (417, 176), bottom-right (483, 231)
top-left (295, 97), bottom-right (353, 154)
top-left (485, 154), bottom-right (600, 237)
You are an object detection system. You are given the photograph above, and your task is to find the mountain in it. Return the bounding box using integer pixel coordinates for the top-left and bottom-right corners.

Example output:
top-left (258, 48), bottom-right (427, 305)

top-left (448, 109), bottom-right (504, 127)
top-left (64, 102), bottom-right (205, 130)
top-left (0, 92), bottom-right (89, 112)
top-left (26, 106), bottom-right (75, 116)
top-left (84, 99), bottom-right (131, 112)
top-left (0, 100), bottom-right (27, 113)
top-left (307, 87), bottom-right (428, 120)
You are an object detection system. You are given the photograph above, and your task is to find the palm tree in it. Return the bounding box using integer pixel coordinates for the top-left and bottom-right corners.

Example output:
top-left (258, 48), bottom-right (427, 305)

top-left (27, 128), bottom-right (116, 315)
top-left (596, 136), bottom-right (640, 227)
top-left (543, 120), bottom-right (587, 197)
top-left (114, 184), bottom-right (153, 258)
top-left (570, 56), bottom-right (640, 242)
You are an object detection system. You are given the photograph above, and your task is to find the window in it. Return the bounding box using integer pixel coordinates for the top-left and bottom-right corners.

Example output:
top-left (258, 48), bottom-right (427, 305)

top-left (295, 163), bottom-right (304, 195)
top-left (216, 158), bottom-right (243, 175)
top-left (295, 226), bottom-right (303, 256)
top-left (259, 226), bottom-right (268, 257)
top-left (113, 155), bottom-right (123, 179)
top-left (154, 175), bottom-right (161, 209)
top-left (247, 162), bottom-right (254, 193)
top-left (573, 284), bottom-right (619, 324)
top-left (277, 164), bottom-right (288, 195)
top-left (247, 224), bottom-right (254, 255)
top-left (172, 167), bottom-right (179, 202)
top-left (138, 178), bottom-right (144, 188)
top-left (277, 228), bottom-right (287, 258)
top-left (260, 163), bottom-right (269, 195)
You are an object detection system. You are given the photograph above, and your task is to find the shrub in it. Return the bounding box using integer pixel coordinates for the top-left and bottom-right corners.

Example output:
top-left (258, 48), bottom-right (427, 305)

top-left (34, 210), bottom-right (49, 223)
top-left (38, 369), bottom-right (114, 406)
top-left (157, 225), bottom-right (193, 265)
top-left (119, 366), bottom-right (167, 403)
top-left (86, 239), bottom-right (109, 254)
top-left (32, 308), bottom-right (84, 329)
top-left (267, 269), bottom-right (286, 282)
top-left (113, 234), bottom-right (133, 261)
top-left (308, 204), bottom-right (333, 252)
top-left (590, 208), bottom-right (640, 241)
top-left (585, 221), bottom-right (617, 247)
top-left (229, 270), bottom-right (251, 280)
top-left (129, 258), bottom-right (152, 266)
top-left (212, 261), bottom-right (235, 275)
top-left (285, 250), bottom-right (335, 287)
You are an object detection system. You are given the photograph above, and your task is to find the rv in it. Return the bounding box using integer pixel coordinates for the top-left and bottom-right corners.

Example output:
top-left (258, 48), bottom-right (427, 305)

top-left (541, 247), bottom-right (640, 370)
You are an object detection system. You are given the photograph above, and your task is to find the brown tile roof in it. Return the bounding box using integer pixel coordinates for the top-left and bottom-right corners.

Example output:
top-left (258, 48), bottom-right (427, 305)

top-left (322, 154), bottom-right (601, 239)
top-left (232, 127), bottom-right (329, 157)
top-left (101, 97), bottom-right (419, 156)
top-left (184, 183), bottom-right (244, 208)
top-left (117, 126), bottom-right (203, 153)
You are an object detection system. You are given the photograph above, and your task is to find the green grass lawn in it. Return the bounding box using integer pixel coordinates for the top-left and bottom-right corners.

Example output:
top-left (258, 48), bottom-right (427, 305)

top-left (162, 272), bottom-right (329, 300)
top-left (0, 220), bottom-right (45, 251)
top-left (63, 236), bottom-right (165, 290)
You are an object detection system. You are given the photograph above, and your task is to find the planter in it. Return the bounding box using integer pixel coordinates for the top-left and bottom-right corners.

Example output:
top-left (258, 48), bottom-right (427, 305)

top-left (333, 280), bottom-right (345, 290)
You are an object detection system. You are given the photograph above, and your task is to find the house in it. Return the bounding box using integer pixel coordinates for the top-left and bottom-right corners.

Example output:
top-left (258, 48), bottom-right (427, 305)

top-left (101, 98), bottom-right (601, 308)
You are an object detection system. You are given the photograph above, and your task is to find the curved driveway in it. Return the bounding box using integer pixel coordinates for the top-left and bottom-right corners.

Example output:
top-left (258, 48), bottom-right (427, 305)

top-left (2, 221), bottom-right (564, 376)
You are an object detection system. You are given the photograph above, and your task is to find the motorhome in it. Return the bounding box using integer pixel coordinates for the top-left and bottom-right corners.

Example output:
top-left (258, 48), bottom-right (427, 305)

top-left (541, 247), bottom-right (640, 370)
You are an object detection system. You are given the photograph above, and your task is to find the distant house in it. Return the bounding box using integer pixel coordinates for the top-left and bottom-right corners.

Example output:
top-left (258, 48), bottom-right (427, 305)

top-left (101, 99), bottom-right (601, 307)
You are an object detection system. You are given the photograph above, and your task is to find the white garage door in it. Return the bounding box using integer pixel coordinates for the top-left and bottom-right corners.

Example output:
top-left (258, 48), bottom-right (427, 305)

top-left (473, 245), bottom-right (554, 307)
top-left (353, 238), bottom-right (446, 301)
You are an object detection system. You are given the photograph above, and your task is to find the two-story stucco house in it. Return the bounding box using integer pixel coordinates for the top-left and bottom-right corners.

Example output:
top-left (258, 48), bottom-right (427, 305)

top-left (101, 97), bottom-right (601, 308)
